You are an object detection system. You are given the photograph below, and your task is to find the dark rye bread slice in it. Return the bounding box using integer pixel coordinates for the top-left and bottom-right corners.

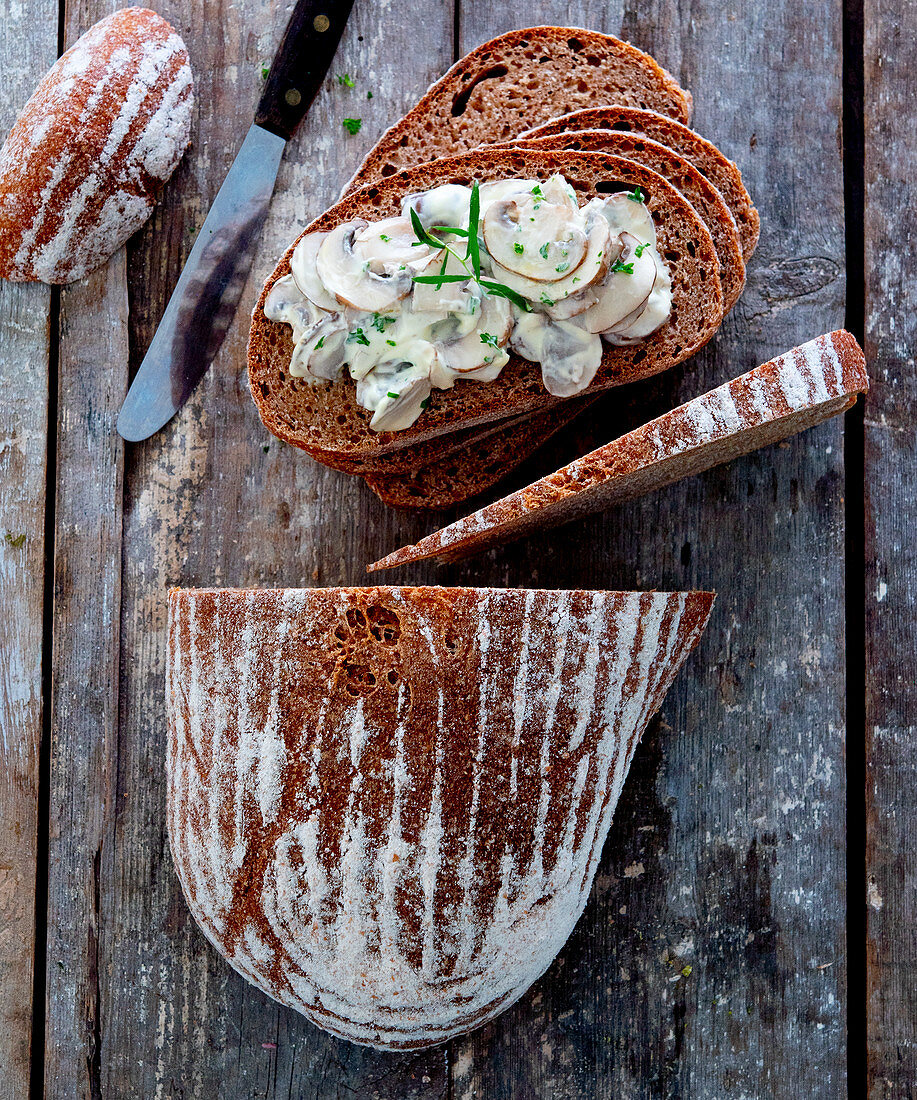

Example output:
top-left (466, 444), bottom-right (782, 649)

top-left (523, 106), bottom-right (760, 258)
top-left (495, 130), bottom-right (745, 313)
top-left (363, 397), bottom-right (599, 509)
top-left (369, 331), bottom-right (867, 570)
top-left (502, 131), bottom-right (743, 312)
top-left (248, 149), bottom-right (723, 460)
top-left (167, 584), bottom-right (714, 1049)
top-left (342, 27), bottom-right (692, 197)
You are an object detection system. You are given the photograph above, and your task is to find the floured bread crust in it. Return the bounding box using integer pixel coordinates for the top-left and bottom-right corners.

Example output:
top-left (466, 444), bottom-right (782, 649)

top-left (167, 585), bottom-right (714, 1049)
top-left (0, 7), bottom-right (193, 284)
top-left (368, 331), bottom-right (868, 569)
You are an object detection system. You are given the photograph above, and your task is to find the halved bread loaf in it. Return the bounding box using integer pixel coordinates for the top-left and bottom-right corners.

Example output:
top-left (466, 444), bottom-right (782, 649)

top-left (368, 332), bottom-right (867, 569)
top-left (0, 8), bottom-right (193, 284)
top-left (342, 27), bottom-right (692, 196)
top-left (522, 106), bottom-right (760, 258)
top-left (362, 398), bottom-right (598, 509)
top-left (167, 584), bottom-right (714, 1049)
top-left (498, 130), bottom-right (745, 312)
top-left (248, 149), bottom-right (723, 460)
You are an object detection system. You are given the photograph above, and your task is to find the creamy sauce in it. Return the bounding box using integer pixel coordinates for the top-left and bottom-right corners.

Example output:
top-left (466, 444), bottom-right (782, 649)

top-left (265, 174), bottom-right (672, 431)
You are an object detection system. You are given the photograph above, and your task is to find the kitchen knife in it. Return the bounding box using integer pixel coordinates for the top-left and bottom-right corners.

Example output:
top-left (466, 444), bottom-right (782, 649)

top-left (117, 0), bottom-right (356, 442)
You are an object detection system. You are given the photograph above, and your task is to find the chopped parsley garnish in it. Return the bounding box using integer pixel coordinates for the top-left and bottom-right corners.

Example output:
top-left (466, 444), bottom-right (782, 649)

top-left (556, 261), bottom-right (570, 272)
top-left (386, 339), bottom-right (397, 346)
top-left (367, 90), bottom-right (373, 99)
top-left (610, 259), bottom-right (635, 275)
top-left (315, 335), bottom-right (325, 349)
top-left (420, 397), bottom-right (431, 410)
top-left (539, 242), bottom-right (549, 259)
top-left (372, 313), bottom-right (396, 332)
top-left (260, 64), bottom-right (269, 81)
top-left (531, 184), bottom-right (544, 198)
top-left (480, 332), bottom-right (500, 349)
top-left (628, 185), bottom-right (646, 203)
top-left (347, 327), bottom-right (370, 345)
top-left (262, 444), bottom-right (270, 453)
top-left (540, 292), bottom-right (555, 306)
top-left (4, 532), bottom-right (25, 548)
top-left (635, 241), bottom-right (649, 257)
top-left (337, 73), bottom-right (356, 87)
top-left (379, 233), bottom-right (391, 242)
top-left (513, 242), bottom-right (524, 254)
top-left (342, 117), bottom-right (362, 135)
top-left (572, 276), bottom-right (581, 284)
top-left (387, 391), bottom-right (399, 399)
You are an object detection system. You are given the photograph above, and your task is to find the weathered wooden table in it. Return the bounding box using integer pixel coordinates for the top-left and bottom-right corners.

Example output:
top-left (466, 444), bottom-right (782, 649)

top-left (0, 1), bottom-right (912, 1096)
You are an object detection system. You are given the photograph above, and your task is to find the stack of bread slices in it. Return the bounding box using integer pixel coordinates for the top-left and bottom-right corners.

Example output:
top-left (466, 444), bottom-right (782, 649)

top-left (248, 27), bottom-right (758, 509)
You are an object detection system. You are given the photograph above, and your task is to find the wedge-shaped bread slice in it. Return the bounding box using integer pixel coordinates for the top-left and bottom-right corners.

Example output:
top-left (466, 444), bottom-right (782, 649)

top-left (363, 397), bottom-right (599, 509)
top-left (498, 130), bottom-right (745, 313)
top-left (369, 331), bottom-right (867, 569)
top-left (343, 27), bottom-right (692, 196)
top-left (523, 106), bottom-right (760, 258)
top-left (249, 149), bottom-right (723, 461)
top-left (167, 585), bottom-right (714, 1049)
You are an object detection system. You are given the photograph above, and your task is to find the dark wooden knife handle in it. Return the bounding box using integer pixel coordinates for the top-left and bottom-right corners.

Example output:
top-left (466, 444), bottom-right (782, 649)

top-left (255, 0), bottom-right (356, 141)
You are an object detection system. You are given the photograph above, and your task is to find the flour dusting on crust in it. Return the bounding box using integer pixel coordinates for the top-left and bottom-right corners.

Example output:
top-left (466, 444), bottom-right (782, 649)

top-left (0, 8), bottom-right (193, 284)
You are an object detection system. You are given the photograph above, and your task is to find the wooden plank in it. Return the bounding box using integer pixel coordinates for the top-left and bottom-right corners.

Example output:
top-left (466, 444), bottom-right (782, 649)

top-left (864, 0), bottom-right (917, 1093)
top-left (447, 2), bottom-right (849, 1096)
top-left (41, 3), bottom-right (132, 1095)
top-left (0, 3), bottom-right (57, 1096)
top-left (98, 1), bottom-right (454, 1095)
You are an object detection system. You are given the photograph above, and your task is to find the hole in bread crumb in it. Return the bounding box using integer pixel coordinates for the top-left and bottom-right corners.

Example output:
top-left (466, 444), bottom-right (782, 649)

top-left (576, 79), bottom-right (589, 93)
top-left (631, 347), bottom-right (648, 364)
top-left (347, 608), bottom-right (367, 628)
top-left (687, 241), bottom-right (696, 257)
top-left (387, 669), bottom-right (400, 685)
top-left (612, 121), bottom-right (633, 132)
top-left (567, 37), bottom-right (584, 52)
top-left (344, 663), bottom-right (377, 695)
top-left (586, 54), bottom-right (601, 66)
top-left (368, 605), bottom-right (401, 644)
top-left (450, 65), bottom-right (509, 116)
top-left (381, 164), bottom-right (396, 177)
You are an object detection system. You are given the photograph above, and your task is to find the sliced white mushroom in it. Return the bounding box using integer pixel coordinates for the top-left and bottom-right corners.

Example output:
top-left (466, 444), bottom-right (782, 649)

top-left (264, 274), bottom-right (323, 342)
top-left (586, 190), bottom-right (657, 245)
top-left (357, 353), bottom-right (435, 431)
top-left (431, 293), bottom-right (512, 380)
top-left (411, 249), bottom-right (480, 314)
top-left (539, 320), bottom-right (604, 397)
top-left (482, 192), bottom-right (587, 281)
top-left (401, 184), bottom-right (472, 232)
top-left (490, 208), bottom-right (611, 304)
top-left (510, 311), bottom-right (603, 395)
top-left (316, 220), bottom-right (437, 312)
top-left (353, 217), bottom-right (438, 273)
top-left (290, 232), bottom-right (341, 312)
top-left (288, 315), bottom-right (348, 381)
top-left (603, 261), bottom-right (673, 344)
top-left (477, 178), bottom-right (539, 212)
top-left (581, 232), bottom-right (658, 334)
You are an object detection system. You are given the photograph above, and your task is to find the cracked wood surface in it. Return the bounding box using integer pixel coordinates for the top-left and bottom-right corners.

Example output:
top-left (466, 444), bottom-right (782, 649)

top-left (864, 0), bottom-right (917, 1095)
top-left (0, 3), bottom-right (56, 1098)
top-left (2, 0), bottom-right (905, 1095)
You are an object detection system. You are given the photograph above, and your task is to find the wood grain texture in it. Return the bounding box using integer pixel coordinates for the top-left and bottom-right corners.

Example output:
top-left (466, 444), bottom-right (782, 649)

top-left (445, 1), bottom-right (848, 1095)
top-left (104, 1), bottom-right (454, 1095)
top-left (0, 3), bottom-right (56, 1097)
top-left (864, 0), bottom-right (917, 1094)
top-left (26, 0), bottom-right (860, 1094)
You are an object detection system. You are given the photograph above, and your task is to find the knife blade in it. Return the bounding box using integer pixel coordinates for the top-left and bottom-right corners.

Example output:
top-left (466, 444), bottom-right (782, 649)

top-left (117, 0), bottom-right (356, 442)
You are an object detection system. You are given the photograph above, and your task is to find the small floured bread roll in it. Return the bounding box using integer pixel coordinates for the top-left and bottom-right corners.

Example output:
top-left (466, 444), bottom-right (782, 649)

top-left (0, 7), bottom-right (193, 284)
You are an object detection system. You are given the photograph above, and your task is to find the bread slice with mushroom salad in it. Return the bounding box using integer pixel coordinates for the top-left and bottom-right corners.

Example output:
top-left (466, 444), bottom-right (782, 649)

top-left (248, 149), bottom-right (724, 465)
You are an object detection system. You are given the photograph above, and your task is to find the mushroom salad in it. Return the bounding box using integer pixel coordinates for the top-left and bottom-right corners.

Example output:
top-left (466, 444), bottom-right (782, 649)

top-left (265, 174), bottom-right (672, 431)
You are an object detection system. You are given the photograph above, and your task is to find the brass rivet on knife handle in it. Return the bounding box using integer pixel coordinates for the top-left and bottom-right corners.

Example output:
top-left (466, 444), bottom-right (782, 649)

top-left (256, 0), bottom-right (356, 141)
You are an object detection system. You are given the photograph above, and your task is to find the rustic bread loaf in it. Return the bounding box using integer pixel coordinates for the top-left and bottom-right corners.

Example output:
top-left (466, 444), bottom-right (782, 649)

top-left (167, 584), bottom-right (714, 1049)
top-left (497, 130), bottom-right (746, 312)
top-left (342, 27), bottom-right (691, 197)
top-left (369, 331), bottom-right (867, 569)
top-left (522, 106), bottom-right (760, 258)
top-left (362, 397), bottom-right (599, 509)
top-left (0, 8), bottom-right (193, 285)
top-left (248, 149), bottom-right (723, 460)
